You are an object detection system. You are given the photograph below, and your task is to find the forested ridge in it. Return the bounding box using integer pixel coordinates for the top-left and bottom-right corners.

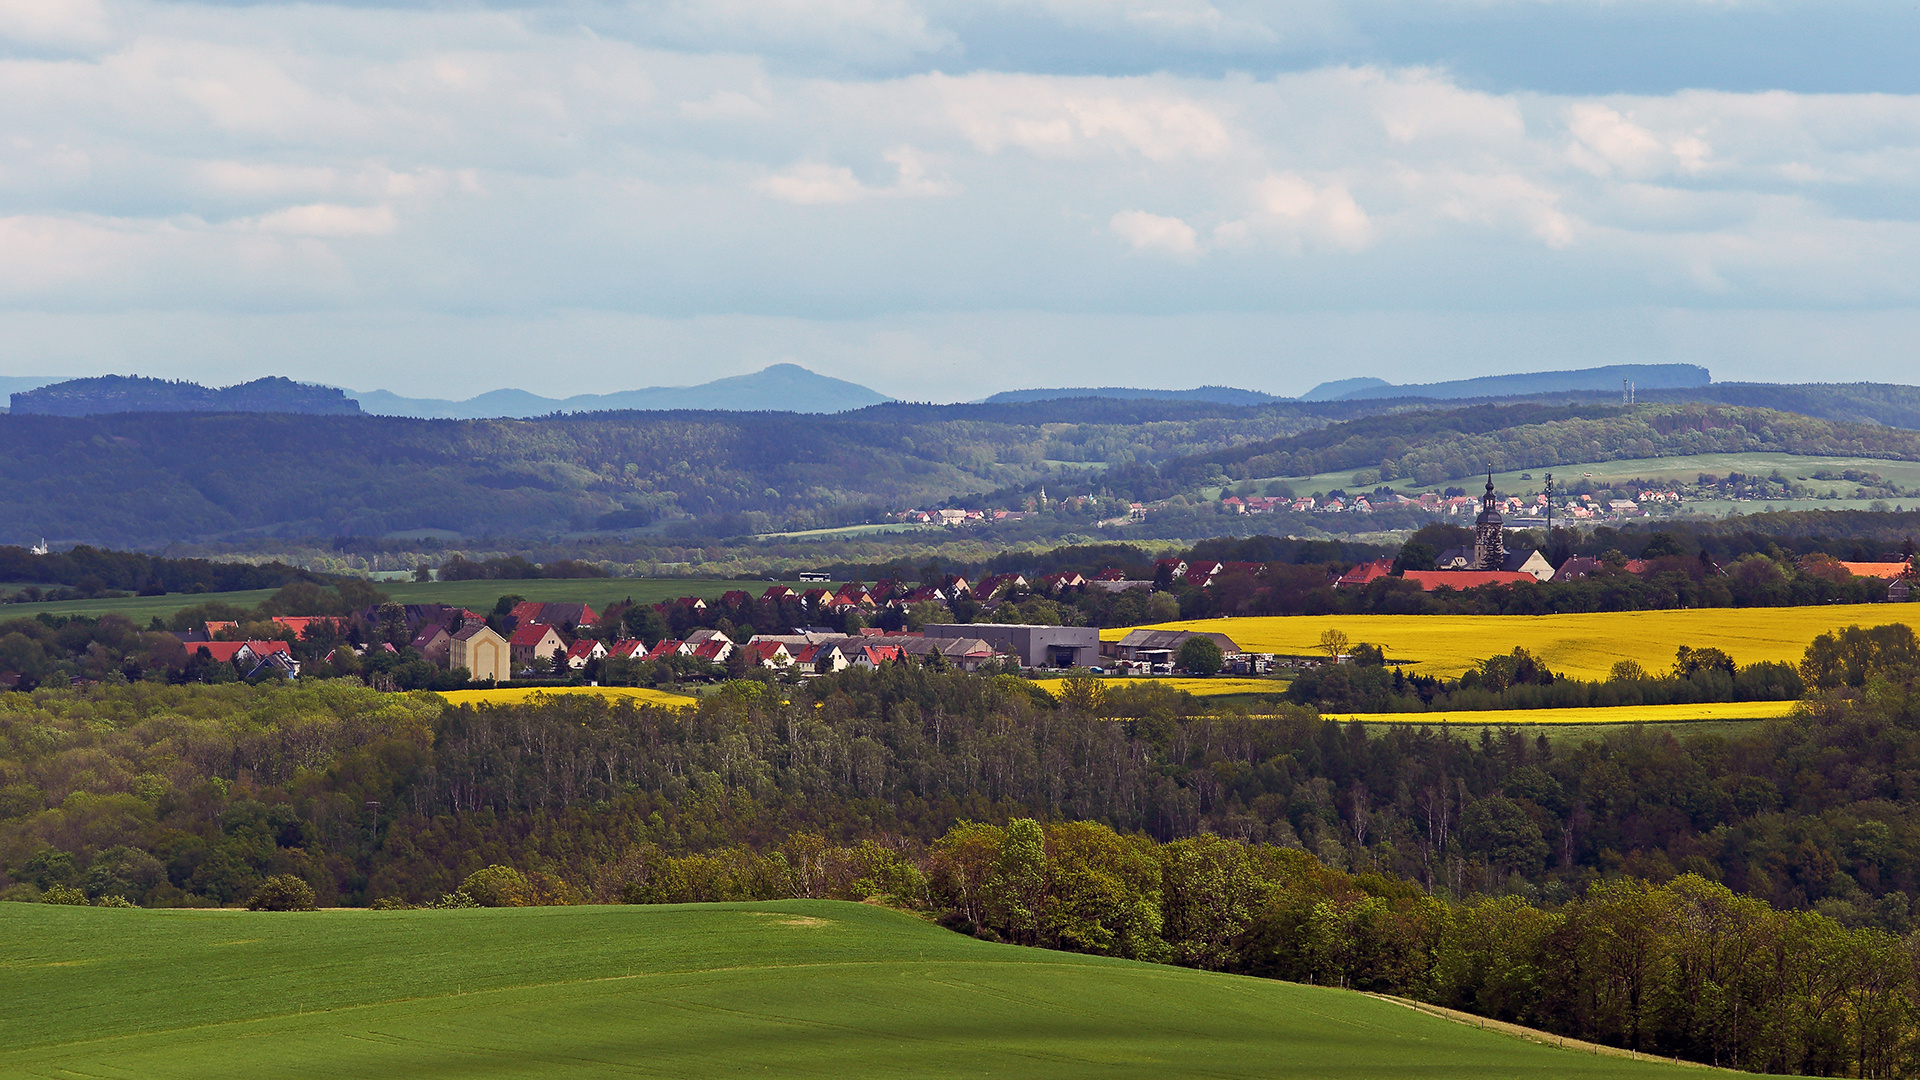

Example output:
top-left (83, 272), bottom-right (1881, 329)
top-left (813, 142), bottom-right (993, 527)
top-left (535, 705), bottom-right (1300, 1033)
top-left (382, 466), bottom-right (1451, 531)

top-left (6, 625), bottom-right (1920, 1072)
top-left (0, 400), bottom-right (1352, 545)
top-left (1074, 402), bottom-right (1920, 502)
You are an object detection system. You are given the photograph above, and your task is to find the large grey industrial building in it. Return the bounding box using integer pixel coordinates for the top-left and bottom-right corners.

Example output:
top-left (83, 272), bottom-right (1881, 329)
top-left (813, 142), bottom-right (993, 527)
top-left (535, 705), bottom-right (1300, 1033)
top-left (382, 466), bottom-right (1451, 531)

top-left (923, 624), bottom-right (1100, 669)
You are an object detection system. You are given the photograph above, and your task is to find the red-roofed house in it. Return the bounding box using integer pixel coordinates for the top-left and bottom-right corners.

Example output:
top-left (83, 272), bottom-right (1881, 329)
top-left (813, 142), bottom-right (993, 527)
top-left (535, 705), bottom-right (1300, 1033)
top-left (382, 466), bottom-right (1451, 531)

top-left (1400, 571), bottom-right (1537, 591)
top-left (564, 639), bottom-right (608, 670)
top-left (1840, 561), bottom-right (1911, 579)
top-left (271, 616), bottom-right (348, 640)
top-left (509, 624), bottom-right (567, 669)
top-left (738, 641), bottom-right (792, 668)
top-left (762, 586), bottom-right (797, 603)
top-left (690, 638), bottom-right (733, 664)
top-left (794, 642), bottom-right (849, 673)
top-left (849, 645), bottom-right (902, 670)
top-left (721, 590), bottom-right (754, 607)
top-left (605, 639), bottom-right (649, 660)
top-left (642, 639), bottom-right (688, 662)
top-left (1335, 559), bottom-right (1395, 588)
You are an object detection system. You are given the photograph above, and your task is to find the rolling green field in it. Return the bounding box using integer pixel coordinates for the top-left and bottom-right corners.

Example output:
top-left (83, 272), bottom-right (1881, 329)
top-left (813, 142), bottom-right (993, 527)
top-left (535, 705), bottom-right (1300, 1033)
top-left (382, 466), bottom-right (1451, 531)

top-left (0, 900), bottom-right (1706, 1079)
top-left (1263, 451), bottom-right (1920, 503)
top-left (0, 577), bottom-right (841, 623)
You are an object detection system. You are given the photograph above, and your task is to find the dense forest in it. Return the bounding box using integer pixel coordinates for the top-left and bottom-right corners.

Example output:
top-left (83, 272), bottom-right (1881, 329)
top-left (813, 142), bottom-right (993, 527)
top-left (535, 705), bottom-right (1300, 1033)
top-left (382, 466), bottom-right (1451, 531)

top-left (8, 625), bottom-right (1920, 1073)
top-left (0, 398), bottom-right (1373, 546)
top-left (1069, 402), bottom-right (1920, 505)
top-left (9, 375), bottom-right (362, 417)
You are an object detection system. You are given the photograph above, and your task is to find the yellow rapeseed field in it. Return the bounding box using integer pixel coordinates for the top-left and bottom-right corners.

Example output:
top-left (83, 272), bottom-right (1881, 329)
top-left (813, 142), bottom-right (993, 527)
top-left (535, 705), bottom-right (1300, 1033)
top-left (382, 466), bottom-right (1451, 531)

top-left (1102, 603), bottom-right (1908, 681)
top-left (436, 686), bottom-right (698, 708)
top-left (1120, 677), bottom-right (1291, 697)
top-left (1322, 700), bottom-right (1802, 725)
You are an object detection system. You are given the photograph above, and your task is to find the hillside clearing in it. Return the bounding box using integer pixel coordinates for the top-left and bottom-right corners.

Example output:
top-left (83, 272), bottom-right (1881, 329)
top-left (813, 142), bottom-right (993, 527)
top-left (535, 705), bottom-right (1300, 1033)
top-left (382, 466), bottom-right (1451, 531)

top-left (0, 901), bottom-right (1708, 1079)
top-left (1104, 604), bottom-right (1905, 680)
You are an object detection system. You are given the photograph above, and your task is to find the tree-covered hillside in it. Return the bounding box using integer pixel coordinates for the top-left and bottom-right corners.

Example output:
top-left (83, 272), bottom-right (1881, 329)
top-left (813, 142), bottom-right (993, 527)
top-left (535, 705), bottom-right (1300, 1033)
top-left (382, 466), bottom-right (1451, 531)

top-left (0, 400), bottom-right (1363, 546)
top-left (1078, 402), bottom-right (1920, 502)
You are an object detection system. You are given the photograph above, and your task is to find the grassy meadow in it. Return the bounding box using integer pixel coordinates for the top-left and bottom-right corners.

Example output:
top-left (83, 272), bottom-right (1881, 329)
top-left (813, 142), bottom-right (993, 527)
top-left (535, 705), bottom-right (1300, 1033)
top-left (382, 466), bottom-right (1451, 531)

top-left (1266, 451), bottom-right (1920, 501)
top-left (1105, 604), bottom-right (1906, 680)
top-left (0, 900), bottom-right (1709, 1080)
top-left (0, 576), bottom-right (840, 623)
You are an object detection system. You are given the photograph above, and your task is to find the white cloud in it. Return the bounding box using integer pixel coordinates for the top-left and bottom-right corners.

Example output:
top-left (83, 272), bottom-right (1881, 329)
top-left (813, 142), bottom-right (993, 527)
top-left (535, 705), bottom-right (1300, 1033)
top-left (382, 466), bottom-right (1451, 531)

top-left (252, 202), bottom-right (396, 237)
top-left (0, 0), bottom-right (1919, 393)
top-left (1110, 209), bottom-right (1199, 257)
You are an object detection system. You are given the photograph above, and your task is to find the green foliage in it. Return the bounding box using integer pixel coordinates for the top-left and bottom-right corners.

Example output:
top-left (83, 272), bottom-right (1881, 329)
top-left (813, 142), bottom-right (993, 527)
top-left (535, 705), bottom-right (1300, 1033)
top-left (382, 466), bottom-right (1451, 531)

top-left (461, 865), bottom-right (534, 907)
top-left (41, 884), bottom-right (88, 905)
top-left (248, 874), bottom-right (318, 911)
top-left (1176, 635), bottom-right (1224, 675)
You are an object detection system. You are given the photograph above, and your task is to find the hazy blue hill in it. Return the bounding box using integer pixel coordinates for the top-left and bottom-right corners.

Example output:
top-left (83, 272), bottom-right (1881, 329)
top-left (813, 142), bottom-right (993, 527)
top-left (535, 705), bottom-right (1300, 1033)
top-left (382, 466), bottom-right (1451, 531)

top-left (354, 363), bottom-right (891, 418)
top-left (1297, 376), bottom-right (1390, 401)
top-left (10, 376), bottom-right (361, 416)
top-left (1333, 363), bottom-right (1710, 401)
top-left (980, 385), bottom-right (1283, 406)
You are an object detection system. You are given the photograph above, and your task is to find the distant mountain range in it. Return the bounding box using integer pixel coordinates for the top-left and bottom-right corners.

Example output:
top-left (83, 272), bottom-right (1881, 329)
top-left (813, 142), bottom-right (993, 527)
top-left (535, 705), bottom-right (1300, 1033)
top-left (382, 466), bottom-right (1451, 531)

top-left (981, 385), bottom-right (1284, 406)
top-left (1, 365), bottom-right (892, 419)
top-left (1306, 363), bottom-right (1711, 401)
top-left (10, 376), bottom-right (361, 416)
top-left (351, 363), bottom-right (892, 418)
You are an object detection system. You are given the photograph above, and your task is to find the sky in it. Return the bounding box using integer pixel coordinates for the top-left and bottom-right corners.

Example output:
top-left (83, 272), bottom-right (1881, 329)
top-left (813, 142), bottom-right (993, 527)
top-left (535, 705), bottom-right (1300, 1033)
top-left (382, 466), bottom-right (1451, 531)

top-left (2, 0), bottom-right (1918, 402)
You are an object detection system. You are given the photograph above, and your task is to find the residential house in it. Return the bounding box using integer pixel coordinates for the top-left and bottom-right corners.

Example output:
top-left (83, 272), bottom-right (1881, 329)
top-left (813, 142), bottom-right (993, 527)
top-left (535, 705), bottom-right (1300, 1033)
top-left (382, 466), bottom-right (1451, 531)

top-left (564, 639), bottom-right (608, 670)
top-left (1335, 559), bottom-right (1395, 588)
top-left (1400, 570), bottom-right (1537, 591)
top-left (737, 641), bottom-right (792, 668)
top-left (411, 625), bottom-right (451, 666)
top-left (604, 640), bottom-right (649, 661)
top-left (720, 590), bottom-right (754, 608)
top-left (509, 602), bottom-right (599, 629)
top-left (849, 644), bottom-right (902, 670)
top-left (450, 623), bottom-right (511, 683)
top-left (642, 639), bottom-right (690, 662)
top-left (690, 638), bottom-right (733, 665)
top-left (792, 642), bottom-right (849, 674)
top-left (509, 624), bottom-right (567, 671)
top-left (1550, 557), bottom-right (1605, 583)
top-left (761, 586), bottom-right (797, 603)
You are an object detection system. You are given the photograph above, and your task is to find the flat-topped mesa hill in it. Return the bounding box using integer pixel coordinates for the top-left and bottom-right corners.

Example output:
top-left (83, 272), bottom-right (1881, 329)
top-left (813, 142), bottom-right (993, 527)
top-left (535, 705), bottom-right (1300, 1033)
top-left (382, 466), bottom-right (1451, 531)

top-left (10, 375), bottom-right (361, 417)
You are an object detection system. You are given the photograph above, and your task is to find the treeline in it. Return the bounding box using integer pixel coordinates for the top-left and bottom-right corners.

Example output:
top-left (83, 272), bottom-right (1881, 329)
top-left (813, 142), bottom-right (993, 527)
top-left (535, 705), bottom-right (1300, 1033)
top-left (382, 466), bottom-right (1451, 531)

top-left (4, 624), bottom-right (1920, 918)
top-left (0, 545), bottom-right (321, 601)
top-left (568, 825), bottom-right (1916, 1077)
top-left (13, 668), bottom-right (1920, 1072)
top-left (1060, 402), bottom-right (1920, 503)
top-left (0, 399), bottom-right (1340, 546)
top-left (1286, 645), bottom-right (1806, 714)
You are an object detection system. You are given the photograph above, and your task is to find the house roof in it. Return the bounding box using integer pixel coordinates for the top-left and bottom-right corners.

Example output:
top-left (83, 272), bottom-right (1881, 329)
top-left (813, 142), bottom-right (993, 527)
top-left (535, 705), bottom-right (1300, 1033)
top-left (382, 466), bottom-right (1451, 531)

top-left (410, 626), bottom-right (449, 648)
top-left (1401, 570), bottom-right (1537, 591)
top-left (691, 639), bottom-right (731, 660)
top-left (451, 622), bottom-right (500, 643)
top-left (565, 639), bottom-right (603, 660)
top-left (1840, 561), bottom-right (1911, 579)
top-left (509, 624), bottom-right (561, 647)
top-left (1335, 559), bottom-right (1394, 587)
top-left (1115, 629), bottom-right (1241, 653)
top-left (642, 639), bottom-right (685, 660)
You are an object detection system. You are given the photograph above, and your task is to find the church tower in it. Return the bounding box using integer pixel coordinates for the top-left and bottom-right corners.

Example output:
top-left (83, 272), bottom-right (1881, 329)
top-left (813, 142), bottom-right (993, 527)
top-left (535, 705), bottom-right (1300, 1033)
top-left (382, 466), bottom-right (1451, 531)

top-left (1474, 471), bottom-right (1505, 570)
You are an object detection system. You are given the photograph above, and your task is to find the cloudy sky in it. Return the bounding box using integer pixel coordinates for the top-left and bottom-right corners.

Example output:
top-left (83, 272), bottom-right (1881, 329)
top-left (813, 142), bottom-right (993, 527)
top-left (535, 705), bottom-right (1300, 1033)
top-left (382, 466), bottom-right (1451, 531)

top-left (3, 0), bottom-right (1917, 401)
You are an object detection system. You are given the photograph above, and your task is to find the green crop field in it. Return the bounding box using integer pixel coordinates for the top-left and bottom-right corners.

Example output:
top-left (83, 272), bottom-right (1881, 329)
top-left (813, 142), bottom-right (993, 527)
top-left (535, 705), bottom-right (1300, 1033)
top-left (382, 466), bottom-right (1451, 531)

top-left (1262, 451), bottom-right (1920, 504)
top-left (0, 577), bottom-right (842, 623)
top-left (0, 900), bottom-right (1703, 1080)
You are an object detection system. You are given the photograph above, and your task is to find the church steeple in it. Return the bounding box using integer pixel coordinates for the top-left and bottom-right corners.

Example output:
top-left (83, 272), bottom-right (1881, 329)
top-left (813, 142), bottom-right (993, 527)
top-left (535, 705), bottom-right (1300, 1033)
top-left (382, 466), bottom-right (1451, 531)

top-left (1474, 469), bottom-right (1506, 570)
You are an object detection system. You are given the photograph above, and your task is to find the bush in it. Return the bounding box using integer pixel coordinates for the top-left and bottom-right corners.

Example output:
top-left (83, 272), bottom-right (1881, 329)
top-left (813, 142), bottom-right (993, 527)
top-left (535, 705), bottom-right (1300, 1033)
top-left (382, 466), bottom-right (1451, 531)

top-left (368, 896), bottom-right (413, 910)
top-left (247, 874), bottom-right (317, 912)
top-left (430, 890), bottom-right (479, 909)
top-left (42, 884), bottom-right (88, 905)
top-left (460, 864), bottom-right (533, 907)
top-left (93, 894), bottom-right (134, 908)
